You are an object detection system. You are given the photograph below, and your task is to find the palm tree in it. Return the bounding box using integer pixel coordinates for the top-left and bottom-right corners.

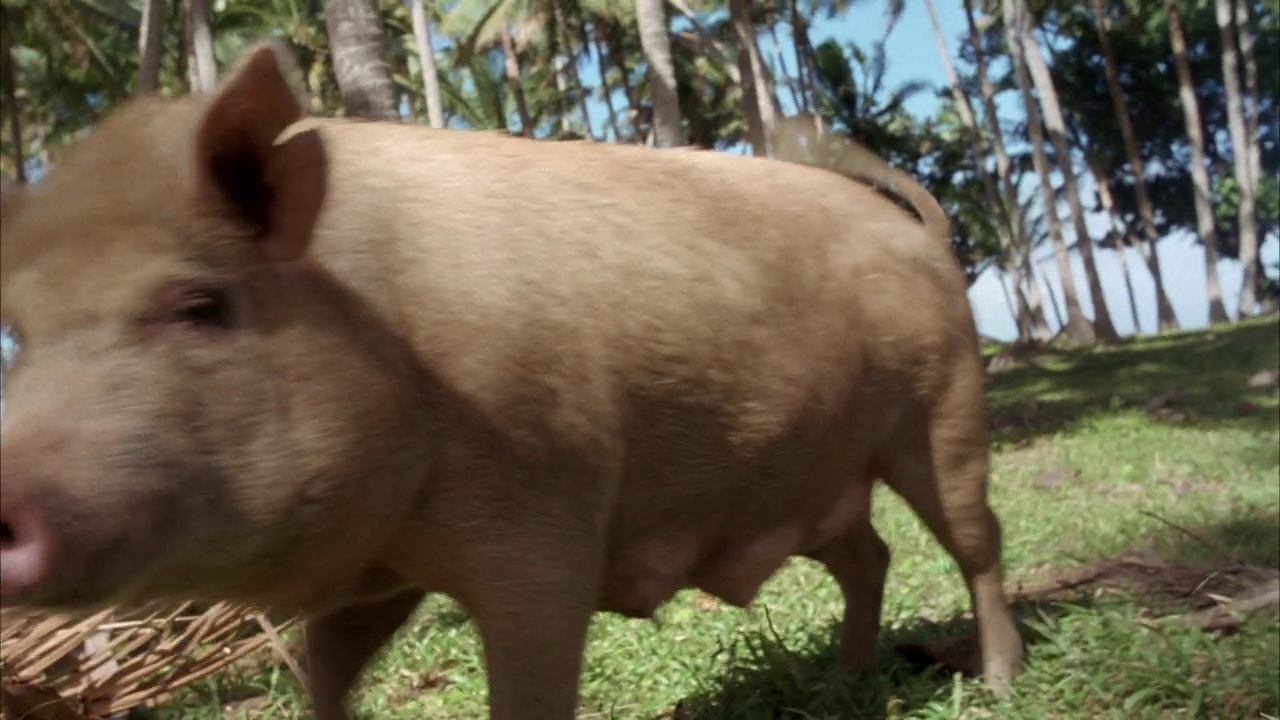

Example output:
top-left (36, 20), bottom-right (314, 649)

top-left (1089, 156), bottom-right (1143, 334)
top-left (1214, 0), bottom-right (1259, 317)
top-left (1016, 2), bottom-right (1120, 343)
top-left (1000, 0), bottom-right (1099, 345)
top-left (962, 0), bottom-right (1051, 343)
top-left (635, 0), bottom-right (683, 146)
top-left (188, 0), bottom-right (218, 92)
top-left (410, 0), bottom-right (445, 128)
top-left (137, 0), bottom-right (166, 94)
top-left (1164, 0), bottom-right (1230, 323)
top-left (730, 0), bottom-right (768, 155)
top-left (1088, 0), bottom-right (1179, 331)
top-left (924, 0), bottom-right (1043, 345)
top-left (325, 0), bottom-right (399, 120)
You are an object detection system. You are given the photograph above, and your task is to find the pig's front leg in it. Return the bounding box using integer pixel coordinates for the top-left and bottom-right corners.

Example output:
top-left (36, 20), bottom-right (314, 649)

top-left (458, 537), bottom-right (602, 720)
top-left (303, 588), bottom-right (427, 720)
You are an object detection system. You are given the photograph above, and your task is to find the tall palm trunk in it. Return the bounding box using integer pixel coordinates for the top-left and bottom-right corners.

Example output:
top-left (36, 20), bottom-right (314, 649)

top-left (550, 0), bottom-right (593, 138)
top-left (925, 0), bottom-right (1036, 345)
top-left (410, 0), bottom-right (445, 128)
top-left (964, 0), bottom-right (1050, 343)
top-left (729, 0), bottom-right (768, 155)
top-left (1089, 0), bottom-right (1178, 331)
top-left (498, 26), bottom-right (535, 136)
top-left (326, 0), bottom-right (399, 120)
top-left (1018, 8), bottom-right (1120, 343)
top-left (137, 0), bottom-right (167, 95)
top-left (0, 4), bottom-right (24, 182)
top-left (1214, 0), bottom-right (1259, 317)
top-left (1001, 0), bottom-right (1098, 345)
top-left (187, 0), bottom-right (217, 92)
top-left (605, 22), bottom-right (643, 142)
top-left (1235, 0), bottom-right (1271, 314)
top-left (789, 0), bottom-right (816, 114)
top-left (635, 0), bottom-right (683, 147)
top-left (1090, 158), bottom-right (1143, 333)
top-left (589, 30), bottom-right (623, 142)
top-left (1165, 0), bottom-right (1230, 324)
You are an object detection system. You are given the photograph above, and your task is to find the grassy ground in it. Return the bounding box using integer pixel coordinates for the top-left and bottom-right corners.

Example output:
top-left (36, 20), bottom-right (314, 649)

top-left (166, 318), bottom-right (1280, 720)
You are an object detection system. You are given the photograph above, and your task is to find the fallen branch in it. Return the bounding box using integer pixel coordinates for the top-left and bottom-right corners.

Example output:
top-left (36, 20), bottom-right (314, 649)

top-left (1151, 578), bottom-right (1280, 633)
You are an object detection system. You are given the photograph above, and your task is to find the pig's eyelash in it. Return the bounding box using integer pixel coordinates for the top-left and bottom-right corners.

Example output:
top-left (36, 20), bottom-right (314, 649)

top-left (173, 287), bottom-right (235, 330)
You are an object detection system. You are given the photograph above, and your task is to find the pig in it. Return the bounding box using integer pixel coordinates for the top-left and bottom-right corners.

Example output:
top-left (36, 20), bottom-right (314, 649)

top-left (0, 40), bottom-right (1023, 720)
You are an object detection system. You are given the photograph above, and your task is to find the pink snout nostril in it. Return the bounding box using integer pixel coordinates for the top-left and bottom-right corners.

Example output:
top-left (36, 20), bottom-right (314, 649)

top-left (0, 495), bottom-right (57, 604)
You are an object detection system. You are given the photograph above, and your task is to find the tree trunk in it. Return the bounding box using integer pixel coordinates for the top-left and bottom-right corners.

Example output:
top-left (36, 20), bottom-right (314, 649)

top-left (1037, 259), bottom-right (1066, 333)
top-left (0, 3), bottom-right (24, 182)
top-left (768, 24), bottom-right (802, 112)
top-left (729, 0), bottom-right (767, 156)
top-left (188, 0), bottom-right (217, 93)
top-left (1235, 0), bottom-right (1261, 194)
top-left (498, 25), bottom-right (534, 136)
top-left (1215, 0), bottom-right (1259, 317)
top-left (1089, 0), bottom-right (1178, 331)
top-left (550, 0), bottom-right (593, 138)
top-left (591, 33), bottom-right (623, 142)
top-left (325, 0), bottom-right (399, 121)
top-left (790, 0), bottom-right (815, 114)
top-left (137, 0), bottom-right (167, 95)
top-left (1091, 160), bottom-right (1142, 334)
top-left (964, 0), bottom-right (1050, 343)
top-left (1001, 0), bottom-right (1097, 345)
top-left (635, 0), bottom-right (683, 147)
top-left (409, 0), bottom-right (445, 128)
top-left (926, 0), bottom-right (1032, 345)
top-left (1018, 9), bottom-right (1120, 343)
top-left (607, 23), bottom-right (643, 142)
top-left (1165, 0), bottom-right (1231, 324)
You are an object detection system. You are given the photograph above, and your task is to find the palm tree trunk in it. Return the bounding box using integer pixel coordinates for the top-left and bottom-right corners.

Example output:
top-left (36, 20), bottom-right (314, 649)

top-left (0, 3), bottom-right (25, 182)
top-left (768, 24), bottom-right (802, 111)
top-left (635, 0), bottom-right (684, 147)
top-left (964, 0), bottom-right (1049, 343)
top-left (1018, 7), bottom-right (1120, 343)
top-left (606, 23), bottom-right (643, 142)
top-left (498, 25), bottom-right (535, 136)
top-left (1215, 0), bottom-right (1259, 317)
top-left (1089, 0), bottom-right (1178, 331)
top-left (1165, 0), bottom-right (1231, 324)
top-left (729, 0), bottom-right (767, 156)
top-left (590, 32), bottom-right (623, 142)
top-left (790, 0), bottom-right (815, 114)
top-left (1236, 0), bottom-right (1267, 319)
top-left (550, 0), bottom-right (593, 138)
top-left (1001, 0), bottom-right (1098, 345)
top-left (1091, 159), bottom-right (1142, 334)
top-left (325, 0), bottom-right (399, 120)
top-left (410, 0), bottom-right (445, 128)
top-left (925, 0), bottom-right (1033, 345)
top-left (188, 0), bottom-right (217, 93)
top-left (1037, 258), bottom-right (1066, 334)
top-left (137, 0), bottom-right (167, 95)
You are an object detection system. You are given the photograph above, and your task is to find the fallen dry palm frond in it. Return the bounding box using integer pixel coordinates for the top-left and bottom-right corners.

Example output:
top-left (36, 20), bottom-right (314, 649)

top-left (0, 601), bottom-right (300, 720)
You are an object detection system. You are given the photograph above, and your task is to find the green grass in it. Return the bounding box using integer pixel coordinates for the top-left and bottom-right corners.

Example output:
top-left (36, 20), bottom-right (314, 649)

top-left (164, 318), bottom-right (1280, 719)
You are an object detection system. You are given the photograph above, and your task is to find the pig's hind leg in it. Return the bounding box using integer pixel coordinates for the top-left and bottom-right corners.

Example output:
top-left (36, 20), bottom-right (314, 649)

top-left (804, 479), bottom-right (891, 675)
top-left (873, 387), bottom-right (1024, 695)
top-left (303, 588), bottom-right (427, 720)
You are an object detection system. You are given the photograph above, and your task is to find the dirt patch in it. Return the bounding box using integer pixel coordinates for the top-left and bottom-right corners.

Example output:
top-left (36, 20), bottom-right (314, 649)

top-left (894, 551), bottom-right (1280, 678)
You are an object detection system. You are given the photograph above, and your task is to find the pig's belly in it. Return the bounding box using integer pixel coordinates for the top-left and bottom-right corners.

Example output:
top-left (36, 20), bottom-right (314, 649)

top-left (596, 480), bottom-right (866, 619)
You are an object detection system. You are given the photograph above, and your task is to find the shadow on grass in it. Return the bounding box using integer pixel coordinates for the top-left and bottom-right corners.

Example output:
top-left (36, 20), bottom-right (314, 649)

top-left (671, 509), bottom-right (1280, 720)
top-left (983, 319), bottom-right (1280, 448)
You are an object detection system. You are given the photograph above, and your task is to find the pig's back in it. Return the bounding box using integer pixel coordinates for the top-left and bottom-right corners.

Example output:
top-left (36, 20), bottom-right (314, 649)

top-left (304, 122), bottom-right (970, 454)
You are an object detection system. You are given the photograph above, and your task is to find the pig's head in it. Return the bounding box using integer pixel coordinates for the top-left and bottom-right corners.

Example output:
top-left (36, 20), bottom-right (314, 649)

top-left (0, 41), bottom-right (402, 613)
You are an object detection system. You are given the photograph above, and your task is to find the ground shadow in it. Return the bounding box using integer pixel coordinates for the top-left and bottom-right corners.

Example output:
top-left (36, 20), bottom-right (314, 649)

top-left (670, 510), bottom-right (1280, 720)
top-left (982, 320), bottom-right (1280, 448)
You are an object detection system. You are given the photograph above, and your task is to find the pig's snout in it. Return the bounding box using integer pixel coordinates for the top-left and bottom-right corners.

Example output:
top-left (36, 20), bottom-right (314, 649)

top-left (0, 494), bottom-right (58, 605)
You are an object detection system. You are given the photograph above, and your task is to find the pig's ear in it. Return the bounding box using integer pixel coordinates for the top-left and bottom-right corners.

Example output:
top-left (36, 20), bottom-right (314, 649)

top-left (194, 40), bottom-right (325, 264)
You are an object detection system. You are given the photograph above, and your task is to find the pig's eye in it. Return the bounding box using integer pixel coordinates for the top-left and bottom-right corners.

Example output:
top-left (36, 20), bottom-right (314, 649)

top-left (175, 288), bottom-right (235, 329)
